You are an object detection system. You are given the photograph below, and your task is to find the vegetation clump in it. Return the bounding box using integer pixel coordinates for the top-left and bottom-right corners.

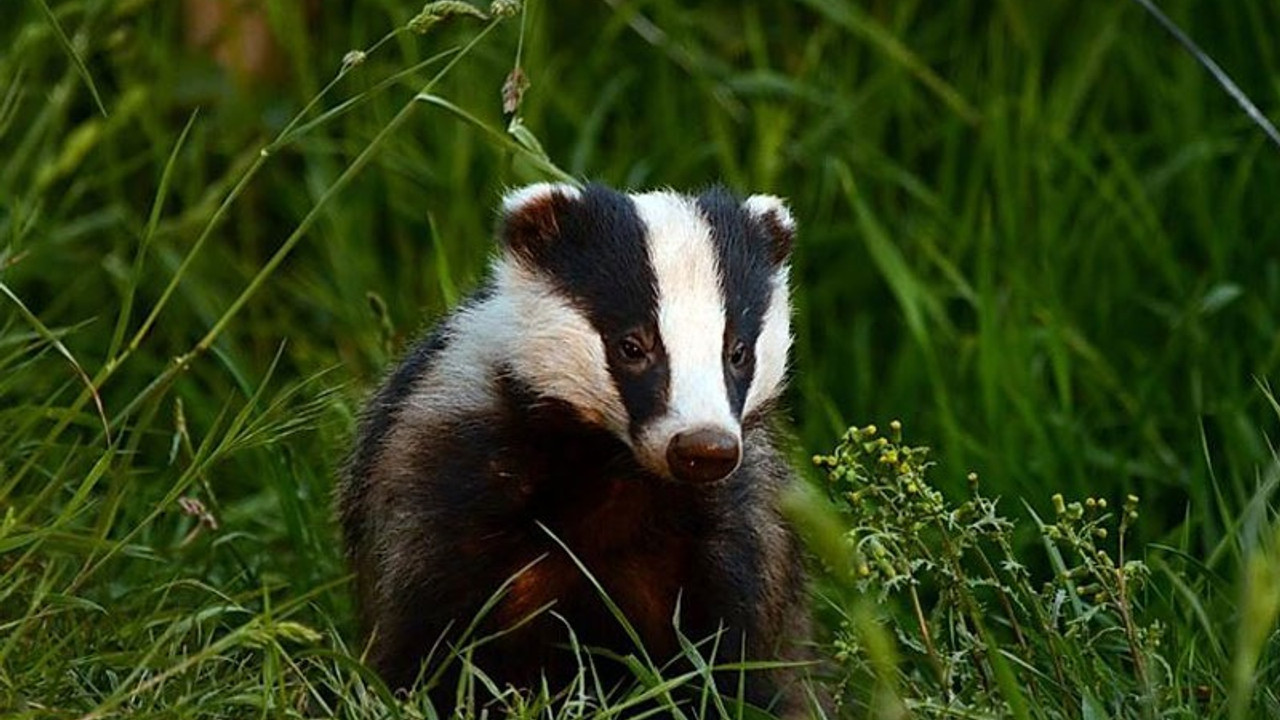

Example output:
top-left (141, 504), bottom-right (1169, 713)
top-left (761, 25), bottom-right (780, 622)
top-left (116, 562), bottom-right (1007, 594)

top-left (814, 422), bottom-right (1200, 718)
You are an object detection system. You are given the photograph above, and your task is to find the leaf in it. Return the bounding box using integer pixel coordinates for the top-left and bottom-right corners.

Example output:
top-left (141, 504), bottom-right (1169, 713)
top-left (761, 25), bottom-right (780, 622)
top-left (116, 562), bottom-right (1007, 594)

top-left (1082, 689), bottom-right (1111, 720)
top-left (415, 92), bottom-right (577, 182)
top-left (507, 116), bottom-right (549, 160)
top-left (1198, 283), bottom-right (1243, 315)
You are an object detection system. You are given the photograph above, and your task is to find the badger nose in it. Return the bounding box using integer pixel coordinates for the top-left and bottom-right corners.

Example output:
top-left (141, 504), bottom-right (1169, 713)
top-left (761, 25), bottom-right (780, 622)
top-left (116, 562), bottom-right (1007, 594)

top-left (666, 428), bottom-right (741, 483)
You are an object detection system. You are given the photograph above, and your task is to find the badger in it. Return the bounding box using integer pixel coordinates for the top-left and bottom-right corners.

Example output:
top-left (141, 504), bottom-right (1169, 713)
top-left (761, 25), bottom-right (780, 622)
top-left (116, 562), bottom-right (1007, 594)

top-left (338, 183), bottom-right (817, 715)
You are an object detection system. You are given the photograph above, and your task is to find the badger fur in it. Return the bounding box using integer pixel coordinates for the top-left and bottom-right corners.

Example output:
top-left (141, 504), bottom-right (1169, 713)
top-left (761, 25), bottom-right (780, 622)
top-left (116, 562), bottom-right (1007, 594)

top-left (338, 183), bottom-right (816, 714)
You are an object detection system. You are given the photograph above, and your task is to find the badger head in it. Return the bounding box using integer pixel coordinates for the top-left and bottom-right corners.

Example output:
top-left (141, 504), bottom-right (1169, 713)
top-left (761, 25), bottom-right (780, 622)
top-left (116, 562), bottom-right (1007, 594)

top-left (492, 183), bottom-right (794, 484)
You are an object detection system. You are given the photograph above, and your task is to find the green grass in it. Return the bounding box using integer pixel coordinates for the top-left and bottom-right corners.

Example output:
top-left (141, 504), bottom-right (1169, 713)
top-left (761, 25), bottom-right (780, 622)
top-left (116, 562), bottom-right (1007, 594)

top-left (2, 0), bottom-right (1279, 717)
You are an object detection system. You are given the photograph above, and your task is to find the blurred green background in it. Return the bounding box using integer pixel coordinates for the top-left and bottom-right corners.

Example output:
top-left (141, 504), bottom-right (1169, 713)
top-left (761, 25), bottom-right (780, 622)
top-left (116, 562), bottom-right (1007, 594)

top-left (2, 0), bottom-right (1279, 715)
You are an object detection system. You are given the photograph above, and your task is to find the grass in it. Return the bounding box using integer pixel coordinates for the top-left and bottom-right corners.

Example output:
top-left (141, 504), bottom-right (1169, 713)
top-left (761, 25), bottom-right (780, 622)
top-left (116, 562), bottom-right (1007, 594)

top-left (2, 0), bottom-right (1279, 716)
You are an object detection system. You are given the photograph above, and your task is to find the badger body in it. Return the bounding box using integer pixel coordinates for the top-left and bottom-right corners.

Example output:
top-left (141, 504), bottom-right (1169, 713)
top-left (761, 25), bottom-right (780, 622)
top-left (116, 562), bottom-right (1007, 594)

top-left (339, 183), bottom-right (814, 713)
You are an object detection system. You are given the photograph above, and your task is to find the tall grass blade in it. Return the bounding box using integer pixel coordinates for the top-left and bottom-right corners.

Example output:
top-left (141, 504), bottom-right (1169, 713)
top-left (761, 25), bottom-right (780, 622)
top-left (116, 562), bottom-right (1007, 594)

top-left (0, 280), bottom-right (110, 443)
top-left (1128, 0), bottom-right (1280, 150)
top-left (34, 0), bottom-right (107, 117)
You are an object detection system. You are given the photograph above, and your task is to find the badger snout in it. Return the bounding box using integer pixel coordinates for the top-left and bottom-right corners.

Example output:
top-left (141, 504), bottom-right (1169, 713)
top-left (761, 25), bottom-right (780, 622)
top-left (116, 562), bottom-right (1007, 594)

top-left (666, 427), bottom-right (741, 483)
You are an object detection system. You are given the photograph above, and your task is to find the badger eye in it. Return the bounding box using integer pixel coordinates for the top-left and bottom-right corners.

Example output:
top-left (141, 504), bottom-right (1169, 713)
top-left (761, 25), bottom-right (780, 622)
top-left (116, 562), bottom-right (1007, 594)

top-left (619, 336), bottom-right (648, 364)
top-left (728, 340), bottom-right (748, 368)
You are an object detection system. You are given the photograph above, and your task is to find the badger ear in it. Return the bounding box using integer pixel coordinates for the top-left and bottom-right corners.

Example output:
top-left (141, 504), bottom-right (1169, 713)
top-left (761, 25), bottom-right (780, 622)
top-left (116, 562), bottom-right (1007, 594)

top-left (743, 194), bottom-right (796, 266)
top-left (499, 182), bottom-right (582, 260)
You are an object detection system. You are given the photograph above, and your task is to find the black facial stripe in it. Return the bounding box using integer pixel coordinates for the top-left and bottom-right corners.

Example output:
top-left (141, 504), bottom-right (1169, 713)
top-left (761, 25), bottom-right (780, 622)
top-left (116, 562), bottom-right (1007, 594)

top-left (616, 345), bottom-right (669, 439)
top-left (518, 184), bottom-right (669, 430)
top-left (696, 187), bottom-right (776, 419)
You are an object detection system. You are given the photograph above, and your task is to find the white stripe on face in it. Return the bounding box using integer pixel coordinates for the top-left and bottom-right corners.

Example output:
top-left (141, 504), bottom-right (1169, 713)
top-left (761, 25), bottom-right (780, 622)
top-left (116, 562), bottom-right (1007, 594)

top-left (744, 267), bottom-right (791, 417)
top-left (630, 192), bottom-right (739, 467)
top-left (494, 259), bottom-right (631, 436)
top-left (740, 193), bottom-right (795, 417)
